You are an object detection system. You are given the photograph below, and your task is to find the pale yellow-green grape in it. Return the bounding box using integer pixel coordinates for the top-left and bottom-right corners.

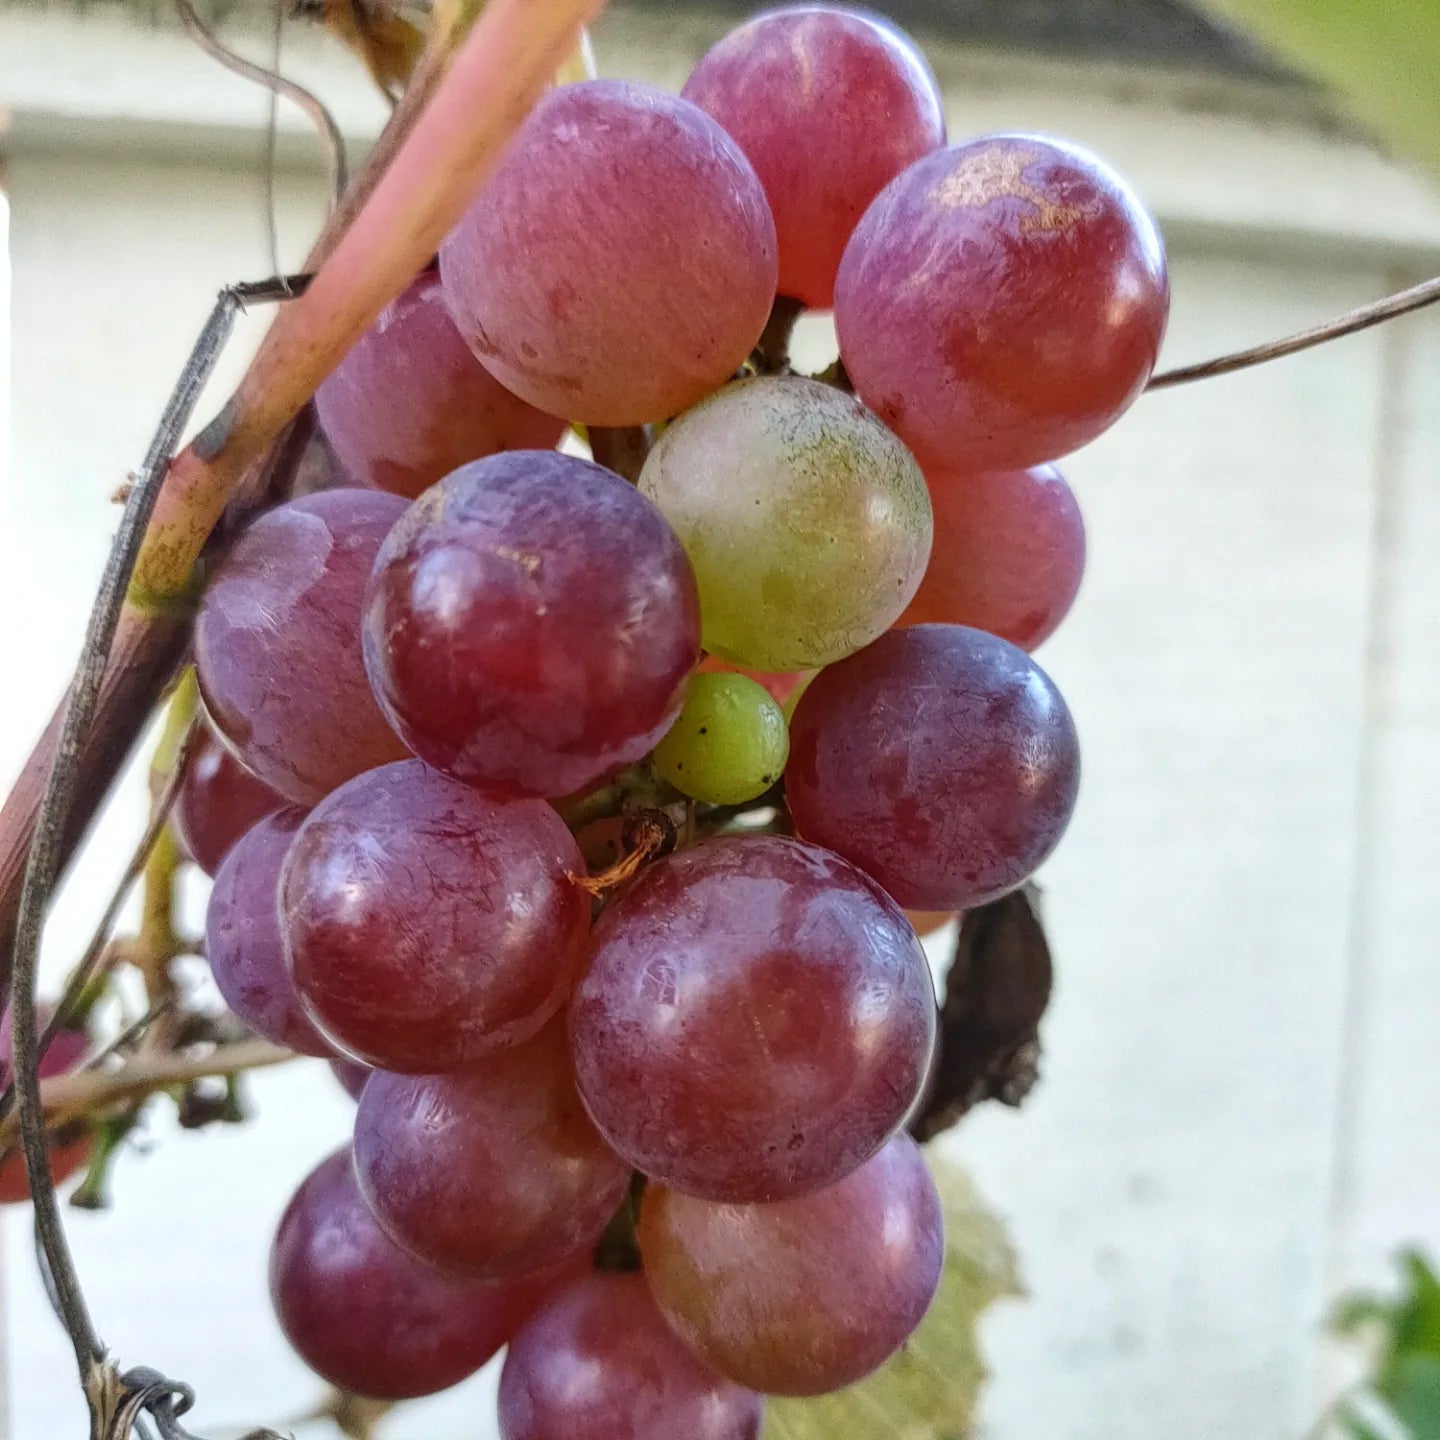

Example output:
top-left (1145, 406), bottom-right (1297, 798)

top-left (653, 672), bottom-right (789, 805)
top-left (638, 376), bottom-right (932, 671)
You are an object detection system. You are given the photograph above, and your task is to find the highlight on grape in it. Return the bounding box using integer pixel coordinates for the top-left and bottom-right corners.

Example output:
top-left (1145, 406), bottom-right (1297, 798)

top-left (15, 4), bottom-right (1171, 1434)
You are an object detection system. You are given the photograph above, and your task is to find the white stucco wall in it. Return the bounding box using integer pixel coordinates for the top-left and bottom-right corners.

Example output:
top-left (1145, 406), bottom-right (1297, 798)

top-left (1, 6), bottom-right (1439, 1438)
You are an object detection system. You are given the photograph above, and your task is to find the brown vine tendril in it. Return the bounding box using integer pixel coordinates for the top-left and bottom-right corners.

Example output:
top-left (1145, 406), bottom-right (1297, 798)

top-left (1147, 272), bottom-right (1440, 388)
top-left (6, 274), bottom-right (304, 1419)
top-left (175, 0), bottom-right (349, 209)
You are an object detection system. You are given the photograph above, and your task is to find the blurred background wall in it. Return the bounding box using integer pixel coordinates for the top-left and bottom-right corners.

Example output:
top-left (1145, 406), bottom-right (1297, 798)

top-left (1, 1), bottom-right (1439, 1436)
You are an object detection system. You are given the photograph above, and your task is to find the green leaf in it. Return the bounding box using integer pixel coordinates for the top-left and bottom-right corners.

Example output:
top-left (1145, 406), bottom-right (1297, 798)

top-left (1390, 1254), bottom-right (1440, 1361)
top-left (1188, 0), bottom-right (1440, 173)
top-left (1380, 1355), bottom-right (1440, 1440)
top-left (763, 1160), bottom-right (1021, 1440)
top-left (1333, 1297), bottom-right (1399, 1338)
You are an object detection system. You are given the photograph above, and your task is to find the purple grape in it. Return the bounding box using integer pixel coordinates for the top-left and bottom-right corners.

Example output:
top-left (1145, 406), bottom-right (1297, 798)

top-left (354, 1022), bottom-right (630, 1280)
top-left (682, 4), bottom-right (944, 308)
top-left (440, 80), bottom-right (777, 425)
top-left (362, 451), bottom-right (700, 798)
top-left (570, 835), bottom-right (936, 1203)
top-left (173, 726), bottom-right (285, 877)
top-left (329, 1056), bottom-right (372, 1101)
top-left (206, 809), bottom-right (331, 1057)
top-left (787, 624), bottom-right (1080, 909)
top-left (281, 759), bottom-right (590, 1074)
top-left (316, 271), bottom-right (564, 500)
top-left (194, 489), bottom-right (411, 806)
top-left (498, 1272), bottom-right (764, 1440)
top-left (640, 1135), bottom-right (944, 1396)
top-left (835, 133), bottom-right (1169, 471)
top-left (269, 1148), bottom-right (566, 1399)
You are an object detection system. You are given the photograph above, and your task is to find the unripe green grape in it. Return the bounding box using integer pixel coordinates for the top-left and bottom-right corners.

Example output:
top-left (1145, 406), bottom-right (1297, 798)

top-left (639, 377), bottom-right (932, 672)
top-left (653, 672), bottom-right (788, 805)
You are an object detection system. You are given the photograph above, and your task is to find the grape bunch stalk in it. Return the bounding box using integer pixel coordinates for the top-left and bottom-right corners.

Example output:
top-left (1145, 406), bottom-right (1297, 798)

top-left (10, 0), bottom-right (1290, 1435)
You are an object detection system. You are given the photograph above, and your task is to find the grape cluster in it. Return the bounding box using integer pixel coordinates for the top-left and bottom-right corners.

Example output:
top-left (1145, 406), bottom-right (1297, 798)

top-left (181, 4), bottom-right (1166, 1432)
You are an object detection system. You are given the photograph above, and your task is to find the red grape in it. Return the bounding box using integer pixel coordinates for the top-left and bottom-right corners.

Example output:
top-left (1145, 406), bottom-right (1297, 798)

top-left (173, 726), bottom-right (284, 877)
top-left (787, 624), bottom-right (1080, 909)
top-left (570, 835), bottom-right (936, 1203)
top-left (270, 1148), bottom-right (563, 1399)
top-left (439, 80), bottom-right (777, 425)
top-left (640, 1134), bottom-right (944, 1396)
top-left (206, 810), bottom-right (331, 1057)
top-left (0, 1004), bottom-right (92, 1203)
top-left (363, 451), bottom-right (700, 798)
top-left (898, 463), bottom-right (1086, 650)
top-left (499, 1272), bottom-right (764, 1440)
top-left (354, 1022), bottom-right (629, 1280)
top-left (281, 759), bottom-right (589, 1073)
top-left (835, 133), bottom-right (1169, 470)
top-left (682, 5), bottom-right (944, 309)
top-left (316, 271), bottom-right (564, 500)
top-left (329, 1056), bottom-right (371, 1101)
top-left (195, 489), bottom-right (411, 806)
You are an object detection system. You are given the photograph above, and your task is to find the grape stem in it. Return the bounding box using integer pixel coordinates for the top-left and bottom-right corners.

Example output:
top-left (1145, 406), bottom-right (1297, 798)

top-left (0, 1040), bottom-right (297, 1151)
top-left (1147, 271), bottom-right (1440, 388)
top-left (571, 816), bottom-right (671, 896)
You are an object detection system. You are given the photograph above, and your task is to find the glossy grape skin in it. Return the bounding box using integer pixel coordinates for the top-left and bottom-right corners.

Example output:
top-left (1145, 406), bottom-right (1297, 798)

top-left (440, 80), bottom-right (777, 426)
top-left (640, 377), bottom-right (931, 671)
top-left (195, 489), bottom-right (411, 806)
top-left (835, 134), bottom-right (1169, 471)
top-left (0, 1005), bottom-right (92, 1203)
top-left (270, 1149), bottom-right (565, 1399)
top-left (682, 5), bottom-right (944, 309)
top-left (316, 271), bottom-right (564, 500)
top-left (640, 1134), bottom-right (944, 1396)
top-left (499, 1272), bottom-right (764, 1440)
top-left (354, 1023), bottom-right (629, 1280)
top-left (787, 625), bottom-right (1080, 910)
top-left (173, 727), bottom-right (284, 877)
top-left (207, 809), bottom-right (332, 1056)
top-left (653, 673), bottom-right (789, 806)
top-left (282, 759), bottom-right (590, 1073)
top-left (363, 452), bottom-right (700, 798)
top-left (899, 463), bottom-right (1086, 650)
top-left (570, 835), bottom-right (935, 1203)
top-left (330, 1056), bottom-right (372, 1101)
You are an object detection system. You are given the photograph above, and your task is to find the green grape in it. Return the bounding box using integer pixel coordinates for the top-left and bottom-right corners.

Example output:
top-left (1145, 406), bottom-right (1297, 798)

top-left (639, 377), bottom-right (932, 672)
top-left (653, 672), bottom-right (789, 805)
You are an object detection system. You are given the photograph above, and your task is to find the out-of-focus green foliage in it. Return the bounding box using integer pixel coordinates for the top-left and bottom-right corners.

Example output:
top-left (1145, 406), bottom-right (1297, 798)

top-left (1334, 1251), bottom-right (1440, 1440)
top-left (1192, 0), bottom-right (1440, 172)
